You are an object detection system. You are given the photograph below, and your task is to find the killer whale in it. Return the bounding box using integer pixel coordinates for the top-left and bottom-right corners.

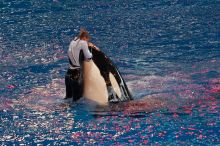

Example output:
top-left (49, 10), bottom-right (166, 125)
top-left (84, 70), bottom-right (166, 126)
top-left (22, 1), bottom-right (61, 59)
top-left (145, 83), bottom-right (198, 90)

top-left (81, 47), bottom-right (133, 104)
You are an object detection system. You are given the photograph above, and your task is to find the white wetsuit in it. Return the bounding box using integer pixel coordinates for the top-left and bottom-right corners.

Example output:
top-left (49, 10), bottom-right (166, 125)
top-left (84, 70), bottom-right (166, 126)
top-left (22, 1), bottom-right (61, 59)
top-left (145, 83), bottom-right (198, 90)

top-left (68, 38), bottom-right (93, 69)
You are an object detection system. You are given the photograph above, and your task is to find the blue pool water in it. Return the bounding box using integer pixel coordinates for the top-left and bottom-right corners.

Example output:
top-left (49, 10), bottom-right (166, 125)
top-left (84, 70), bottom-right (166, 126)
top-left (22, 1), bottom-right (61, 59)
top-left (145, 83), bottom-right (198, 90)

top-left (0, 0), bottom-right (220, 145)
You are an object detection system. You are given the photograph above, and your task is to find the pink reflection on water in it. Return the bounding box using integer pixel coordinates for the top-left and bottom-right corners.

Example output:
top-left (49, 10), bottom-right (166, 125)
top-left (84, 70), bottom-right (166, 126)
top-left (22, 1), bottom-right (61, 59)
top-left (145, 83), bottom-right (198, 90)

top-left (0, 96), bottom-right (13, 110)
top-left (7, 85), bottom-right (15, 89)
top-left (209, 77), bottom-right (220, 93)
top-left (16, 79), bottom-right (69, 112)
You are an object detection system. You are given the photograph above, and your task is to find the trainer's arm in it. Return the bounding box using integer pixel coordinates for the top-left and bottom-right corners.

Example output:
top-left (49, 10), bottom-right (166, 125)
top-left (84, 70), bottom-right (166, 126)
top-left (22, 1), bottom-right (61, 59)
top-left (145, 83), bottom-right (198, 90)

top-left (81, 41), bottom-right (93, 60)
top-left (88, 42), bottom-right (100, 51)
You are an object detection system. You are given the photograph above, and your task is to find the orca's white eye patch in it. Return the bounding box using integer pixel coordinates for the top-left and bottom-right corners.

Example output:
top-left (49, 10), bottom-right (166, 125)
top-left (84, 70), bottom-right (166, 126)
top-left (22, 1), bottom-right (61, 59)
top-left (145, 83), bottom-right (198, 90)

top-left (109, 72), bottom-right (122, 98)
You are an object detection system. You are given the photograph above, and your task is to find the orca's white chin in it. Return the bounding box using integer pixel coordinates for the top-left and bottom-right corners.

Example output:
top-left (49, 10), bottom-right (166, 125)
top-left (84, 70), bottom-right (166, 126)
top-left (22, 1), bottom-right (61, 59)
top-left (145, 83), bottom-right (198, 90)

top-left (83, 61), bottom-right (109, 105)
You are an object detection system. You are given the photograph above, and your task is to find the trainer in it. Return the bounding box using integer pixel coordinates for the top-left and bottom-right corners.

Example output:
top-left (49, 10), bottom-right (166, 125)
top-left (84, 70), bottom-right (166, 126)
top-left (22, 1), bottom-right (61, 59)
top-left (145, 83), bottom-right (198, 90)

top-left (65, 29), bottom-right (98, 101)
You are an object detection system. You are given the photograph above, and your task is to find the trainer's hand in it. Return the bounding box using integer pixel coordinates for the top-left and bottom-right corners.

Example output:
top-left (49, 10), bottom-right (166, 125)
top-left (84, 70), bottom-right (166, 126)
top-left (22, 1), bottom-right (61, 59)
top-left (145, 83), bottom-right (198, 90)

top-left (88, 42), bottom-right (100, 51)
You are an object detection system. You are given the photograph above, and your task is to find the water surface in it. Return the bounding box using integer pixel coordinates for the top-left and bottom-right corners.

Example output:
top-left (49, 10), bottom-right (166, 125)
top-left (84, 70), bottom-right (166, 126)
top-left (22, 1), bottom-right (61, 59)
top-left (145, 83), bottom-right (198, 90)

top-left (0, 0), bottom-right (220, 145)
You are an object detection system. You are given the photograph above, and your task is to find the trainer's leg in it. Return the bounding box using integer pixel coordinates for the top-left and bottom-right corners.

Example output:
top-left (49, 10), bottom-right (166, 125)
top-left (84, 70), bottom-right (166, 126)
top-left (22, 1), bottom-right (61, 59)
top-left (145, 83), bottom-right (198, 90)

top-left (65, 71), bottom-right (73, 99)
top-left (71, 69), bottom-right (82, 101)
top-left (72, 81), bottom-right (82, 101)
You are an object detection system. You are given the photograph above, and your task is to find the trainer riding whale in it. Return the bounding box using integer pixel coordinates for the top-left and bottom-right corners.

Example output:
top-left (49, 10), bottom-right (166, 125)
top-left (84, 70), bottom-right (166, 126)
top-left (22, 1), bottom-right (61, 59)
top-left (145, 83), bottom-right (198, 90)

top-left (65, 29), bottom-right (132, 104)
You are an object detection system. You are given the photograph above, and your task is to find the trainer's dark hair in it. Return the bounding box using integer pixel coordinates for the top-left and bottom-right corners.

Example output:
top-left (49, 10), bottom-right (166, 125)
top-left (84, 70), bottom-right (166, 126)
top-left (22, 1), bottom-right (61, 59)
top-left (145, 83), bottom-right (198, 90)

top-left (79, 29), bottom-right (90, 39)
